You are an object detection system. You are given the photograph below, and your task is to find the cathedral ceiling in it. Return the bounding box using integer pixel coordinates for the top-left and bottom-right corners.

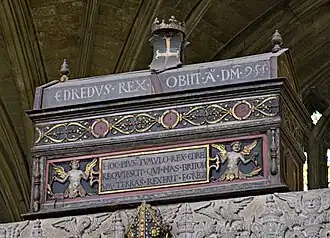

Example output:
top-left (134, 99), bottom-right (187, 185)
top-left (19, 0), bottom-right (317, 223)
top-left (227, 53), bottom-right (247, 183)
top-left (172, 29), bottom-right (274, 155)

top-left (0, 0), bottom-right (329, 222)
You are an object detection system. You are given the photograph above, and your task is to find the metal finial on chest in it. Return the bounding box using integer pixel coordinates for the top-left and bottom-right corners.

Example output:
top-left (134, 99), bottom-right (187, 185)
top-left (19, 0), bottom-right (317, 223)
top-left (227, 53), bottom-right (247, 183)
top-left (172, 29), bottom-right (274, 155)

top-left (59, 59), bottom-right (70, 82)
top-left (271, 30), bottom-right (283, 53)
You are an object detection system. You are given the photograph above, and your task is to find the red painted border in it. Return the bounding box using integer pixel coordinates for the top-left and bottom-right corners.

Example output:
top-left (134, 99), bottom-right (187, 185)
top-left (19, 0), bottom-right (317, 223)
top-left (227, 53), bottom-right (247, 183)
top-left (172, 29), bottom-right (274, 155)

top-left (45, 133), bottom-right (268, 204)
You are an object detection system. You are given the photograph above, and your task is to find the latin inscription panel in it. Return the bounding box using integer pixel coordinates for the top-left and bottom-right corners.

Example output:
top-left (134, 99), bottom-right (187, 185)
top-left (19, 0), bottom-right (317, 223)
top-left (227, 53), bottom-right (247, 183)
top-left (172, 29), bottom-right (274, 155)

top-left (40, 58), bottom-right (272, 108)
top-left (47, 136), bottom-right (265, 204)
top-left (99, 146), bottom-right (209, 194)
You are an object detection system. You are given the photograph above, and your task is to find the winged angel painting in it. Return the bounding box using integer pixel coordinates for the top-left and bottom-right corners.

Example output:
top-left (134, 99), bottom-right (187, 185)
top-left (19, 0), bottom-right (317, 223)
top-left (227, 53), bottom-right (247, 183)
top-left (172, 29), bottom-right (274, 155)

top-left (210, 140), bottom-right (262, 181)
top-left (52, 159), bottom-right (98, 199)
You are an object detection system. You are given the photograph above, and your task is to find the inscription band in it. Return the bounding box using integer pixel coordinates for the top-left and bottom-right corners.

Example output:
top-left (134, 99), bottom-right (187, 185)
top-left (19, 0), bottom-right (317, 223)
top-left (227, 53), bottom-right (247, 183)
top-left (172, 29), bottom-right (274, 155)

top-left (41, 59), bottom-right (271, 108)
top-left (99, 145), bottom-right (210, 194)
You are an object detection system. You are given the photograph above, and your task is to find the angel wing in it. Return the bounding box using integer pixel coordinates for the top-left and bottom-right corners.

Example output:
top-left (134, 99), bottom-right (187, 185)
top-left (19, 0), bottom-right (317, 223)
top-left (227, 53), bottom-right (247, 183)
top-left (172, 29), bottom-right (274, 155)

top-left (14, 221), bottom-right (29, 238)
top-left (194, 201), bottom-right (221, 221)
top-left (52, 217), bottom-right (77, 235)
top-left (320, 190), bottom-right (330, 212)
top-left (213, 197), bottom-right (253, 225)
top-left (85, 213), bottom-right (110, 235)
top-left (160, 204), bottom-right (181, 223)
top-left (241, 140), bottom-right (258, 156)
top-left (274, 193), bottom-right (302, 213)
top-left (211, 144), bottom-right (227, 159)
top-left (85, 158), bottom-right (98, 175)
top-left (122, 210), bottom-right (135, 227)
top-left (219, 197), bottom-right (253, 215)
top-left (52, 163), bottom-right (67, 179)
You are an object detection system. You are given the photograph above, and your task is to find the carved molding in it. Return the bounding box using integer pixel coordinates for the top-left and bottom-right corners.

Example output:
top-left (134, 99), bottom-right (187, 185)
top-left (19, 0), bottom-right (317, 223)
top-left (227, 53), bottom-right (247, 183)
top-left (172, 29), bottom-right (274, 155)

top-left (32, 157), bottom-right (41, 212)
top-left (35, 95), bottom-right (279, 145)
top-left (270, 128), bottom-right (278, 175)
top-left (281, 101), bottom-right (305, 147)
top-left (2, 188), bottom-right (330, 237)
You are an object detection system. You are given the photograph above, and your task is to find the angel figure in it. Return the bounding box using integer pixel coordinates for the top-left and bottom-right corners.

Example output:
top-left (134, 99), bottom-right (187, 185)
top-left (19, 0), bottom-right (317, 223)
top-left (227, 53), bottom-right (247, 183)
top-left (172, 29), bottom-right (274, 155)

top-left (52, 159), bottom-right (98, 199)
top-left (211, 140), bottom-right (261, 181)
top-left (194, 197), bottom-right (253, 237)
top-left (275, 192), bottom-right (330, 226)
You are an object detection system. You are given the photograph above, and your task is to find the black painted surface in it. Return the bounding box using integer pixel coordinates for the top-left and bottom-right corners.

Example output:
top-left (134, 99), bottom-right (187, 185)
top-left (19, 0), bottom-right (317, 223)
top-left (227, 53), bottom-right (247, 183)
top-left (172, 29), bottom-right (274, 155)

top-left (39, 50), bottom-right (282, 109)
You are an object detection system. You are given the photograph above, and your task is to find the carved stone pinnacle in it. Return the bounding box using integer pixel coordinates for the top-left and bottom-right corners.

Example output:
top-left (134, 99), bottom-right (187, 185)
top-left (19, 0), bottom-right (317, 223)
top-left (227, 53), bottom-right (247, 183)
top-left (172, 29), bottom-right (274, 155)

top-left (60, 59), bottom-right (70, 82)
top-left (271, 30), bottom-right (283, 53)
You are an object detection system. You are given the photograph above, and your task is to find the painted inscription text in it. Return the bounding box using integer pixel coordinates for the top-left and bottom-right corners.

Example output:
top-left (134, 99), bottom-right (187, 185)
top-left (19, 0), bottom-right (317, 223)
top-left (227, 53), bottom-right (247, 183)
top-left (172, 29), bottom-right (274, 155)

top-left (100, 147), bottom-right (208, 193)
top-left (42, 59), bottom-right (271, 108)
top-left (161, 61), bottom-right (270, 90)
top-left (53, 79), bottom-right (150, 102)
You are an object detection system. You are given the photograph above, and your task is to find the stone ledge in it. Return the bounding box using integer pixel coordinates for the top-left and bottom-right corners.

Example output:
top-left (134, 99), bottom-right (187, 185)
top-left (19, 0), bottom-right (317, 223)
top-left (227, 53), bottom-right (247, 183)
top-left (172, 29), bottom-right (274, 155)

top-left (1, 188), bottom-right (330, 237)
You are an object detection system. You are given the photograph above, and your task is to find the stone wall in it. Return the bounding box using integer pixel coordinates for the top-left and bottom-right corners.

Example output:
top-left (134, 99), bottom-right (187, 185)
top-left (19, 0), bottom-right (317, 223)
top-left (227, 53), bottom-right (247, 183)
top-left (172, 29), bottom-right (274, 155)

top-left (1, 188), bottom-right (330, 237)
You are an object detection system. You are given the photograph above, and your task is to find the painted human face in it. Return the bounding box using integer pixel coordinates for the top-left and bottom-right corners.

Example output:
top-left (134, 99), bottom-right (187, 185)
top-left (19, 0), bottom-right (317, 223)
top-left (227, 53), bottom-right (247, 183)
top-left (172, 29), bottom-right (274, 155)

top-left (71, 161), bottom-right (79, 169)
top-left (232, 143), bottom-right (241, 152)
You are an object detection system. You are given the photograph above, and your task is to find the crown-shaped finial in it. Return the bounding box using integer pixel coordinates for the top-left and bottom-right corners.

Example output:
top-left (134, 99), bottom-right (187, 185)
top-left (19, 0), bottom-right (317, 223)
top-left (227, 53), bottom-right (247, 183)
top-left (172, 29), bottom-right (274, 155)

top-left (271, 30), bottom-right (283, 53)
top-left (151, 15), bottom-right (185, 35)
top-left (59, 59), bottom-right (70, 82)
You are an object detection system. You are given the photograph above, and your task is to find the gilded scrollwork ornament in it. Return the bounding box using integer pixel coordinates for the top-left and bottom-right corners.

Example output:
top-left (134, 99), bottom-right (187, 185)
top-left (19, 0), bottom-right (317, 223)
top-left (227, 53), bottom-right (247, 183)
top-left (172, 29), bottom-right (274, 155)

top-left (35, 121), bottom-right (90, 144)
top-left (35, 96), bottom-right (279, 146)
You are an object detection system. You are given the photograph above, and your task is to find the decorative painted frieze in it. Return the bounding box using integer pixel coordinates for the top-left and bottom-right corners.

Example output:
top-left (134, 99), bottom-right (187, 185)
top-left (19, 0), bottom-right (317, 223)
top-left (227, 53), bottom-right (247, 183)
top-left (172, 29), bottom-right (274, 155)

top-left (35, 95), bottom-right (279, 146)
